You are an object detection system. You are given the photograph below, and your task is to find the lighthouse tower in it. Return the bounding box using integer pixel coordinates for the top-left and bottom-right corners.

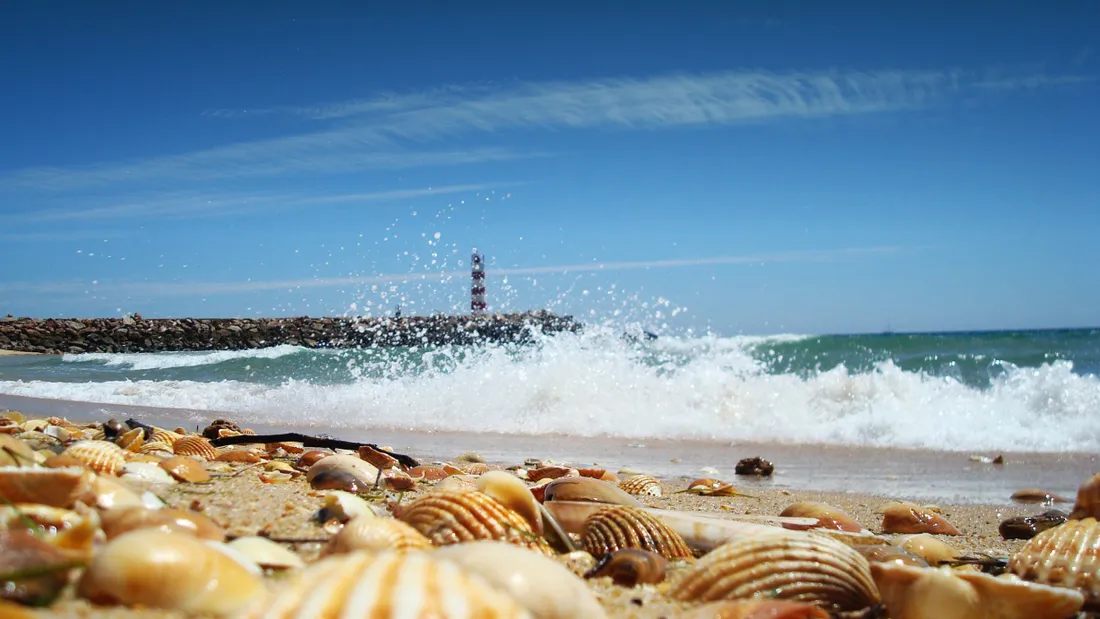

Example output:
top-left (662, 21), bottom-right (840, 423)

top-left (471, 250), bottom-right (487, 314)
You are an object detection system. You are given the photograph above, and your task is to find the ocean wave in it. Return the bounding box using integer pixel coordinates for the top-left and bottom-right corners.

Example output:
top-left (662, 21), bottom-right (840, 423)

top-left (60, 344), bottom-right (309, 371)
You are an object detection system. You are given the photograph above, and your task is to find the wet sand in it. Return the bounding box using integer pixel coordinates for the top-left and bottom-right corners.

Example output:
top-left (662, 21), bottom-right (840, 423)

top-left (0, 349), bottom-right (43, 356)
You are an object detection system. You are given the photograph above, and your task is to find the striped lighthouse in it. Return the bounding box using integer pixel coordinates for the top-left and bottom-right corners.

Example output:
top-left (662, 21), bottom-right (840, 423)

top-left (471, 249), bottom-right (487, 314)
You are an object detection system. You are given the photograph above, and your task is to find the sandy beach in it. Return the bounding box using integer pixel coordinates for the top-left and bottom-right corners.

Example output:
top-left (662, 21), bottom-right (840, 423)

top-left (0, 349), bottom-right (43, 356)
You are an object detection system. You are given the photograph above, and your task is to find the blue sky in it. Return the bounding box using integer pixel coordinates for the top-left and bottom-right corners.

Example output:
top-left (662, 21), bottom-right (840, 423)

top-left (1, 2), bottom-right (1097, 335)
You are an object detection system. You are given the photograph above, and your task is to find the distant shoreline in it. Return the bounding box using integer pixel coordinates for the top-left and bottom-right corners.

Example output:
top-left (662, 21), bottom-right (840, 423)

top-left (0, 349), bottom-right (43, 356)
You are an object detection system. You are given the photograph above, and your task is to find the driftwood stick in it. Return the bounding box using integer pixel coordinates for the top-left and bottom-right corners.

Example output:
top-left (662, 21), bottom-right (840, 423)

top-left (209, 432), bottom-right (421, 468)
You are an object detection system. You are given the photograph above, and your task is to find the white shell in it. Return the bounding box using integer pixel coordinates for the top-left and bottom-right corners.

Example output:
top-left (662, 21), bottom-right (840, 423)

top-left (121, 462), bottom-right (177, 484)
top-left (227, 536), bottom-right (304, 570)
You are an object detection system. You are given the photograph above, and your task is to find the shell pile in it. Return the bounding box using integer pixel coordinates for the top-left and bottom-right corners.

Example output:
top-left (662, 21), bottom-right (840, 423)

top-left (1, 409), bottom-right (1098, 619)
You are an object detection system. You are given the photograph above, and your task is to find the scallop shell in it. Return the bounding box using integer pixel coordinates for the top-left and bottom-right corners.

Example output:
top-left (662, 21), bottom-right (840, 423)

top-left (672, 530), bottom-right (880, 612)
top-left (397, 490), bottom-right (554, 555)
top-left (582, 505), bottom-right (692, 560)
top-left (77, 529), bottom-right (264, 617)
top-left (881, 503), bottom-right (961, 535)
top-left (0, 465), bottom-right (95, 508)
top-left (781, 501), bottom-right (863, 532)
top-left (146, 426), bottom-right (183, 445)
top-left (172, 435), bottom-right (218, 461)
top-left (435, 540), bottom-right (609, 619)
top-left (478, 470), bottom-right (543, 534)
top-left (247, 550), bottom-right (531, 619)
top-left (1008, 516), bottom-right (1100, 606)
top-left (1070, 473), bottom-right (1100, 520)
top-left (62, 440), bottom-right (127, 476)
top-left (871, 562), bottom-right (1083, 619)
top-left (322, 515), bottom-right (432, 556)
top-left (138, 440), bottom-right (176, 457)
top-left (464, 462), bottom-right (492, 475)
top-left (677, 600), bottom-right (829, 619)
top-left (619, 474), bottom-right (663, 497)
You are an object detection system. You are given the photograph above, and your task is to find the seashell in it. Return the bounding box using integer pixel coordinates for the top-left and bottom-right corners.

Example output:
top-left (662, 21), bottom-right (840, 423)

top-left (407, 464), bottom-right (456, 481)
top-left (227, 536), bottom-right (304, 570)
top-left (1, 411), bottom-right (26, 423)
top-left (542, 476), bottom-right (643, 507)
top-left (42, 424), bottom-right (71, 442)
top-left (397, 490), bottom-right (554, 554)
top-left (871, 562), bottom-right (1083, 619)
top-left (308, 469), bottom-right (370, 492)
top-left (305, 454), bottom-right (379, 486)
top-left (137, 440), bottom-right (176, 456)
top-left (619, 474), bottom-right (663, 497)
top-left (584, 548), bottom-right (668, 587)
top-left (436, 473), bottom-right (480, 493)
top-left (1007, 516), bottom-right (1100, 606)
top-left (322, 515), bottom-right (432, 556)
top-left (121, 461), bottom-right (177, 484)
top-left (357, 444), bottom-right (399, 471)
top-left (88, 474), bottom-right (146, 510)
top-left (217, 428), bottom-right (242, 438)
top-left (215, 448), bottom-right (264, 463)
top-left (672, 530), bottom-right (879, 612)
top-left (146, 426), bottom-right (183, 445)
top-left (581, 505), bottom-right (693, 560)
top-left (100, 505), bottom-right (225, 541)
top-left (247, 550), bottom-right (531, 619)
top-left (172, 435), bottom-right (218, 461)
top-left (62, 440), bottom-right (127, 476)
top-left (0, 435), bottom-right (37, 467)
top-left (559, 549), bottom-right (598, 577)
top-left (0, 503), bottom-right (103, 558)
top-left (781, 501), bottom-right (863, 532)
top-left (0, 465), bottom-right (95, 508)
top-left (999, 510), bottom-right (1068, 540)
top-left (1070, 473), bottom-right (1100, 520)
top-left (855, 544), bottom-right (929, 568)
top-left (436, 540), bottom-right (608, 619)
top-left (892, 534), bottom-right (961, 566)
top-left (676, 600), bottom-right (829, 619)
top-left (266, 441), bottom-right (305, 455)
top-left (0, 529), bottom-right (76, 606)
top-left (457, 451), bottom-right (484, 463)
top-left (295, 449), bottom-right (329, 469)
top-left (577, 467), bottom-right (611, 480)
top-left (315, 490), bottom-right (376, 525)
top-left (159, 455), bottom-right (211, 483)
top-left (1012, 488), bottom-right (1072, 504)
top-left (478, 470), bottom-right (542, 534)
top-left (734, 456), bottom-right (774, 476)
top-left (201, 419), bottom-right (241, 439)
top-left (43, 453), bottom-right (87, 469)
top-left (78, 529), bottom-right (264, 617)
top-left (260, 470), bottom-right (293, 483)
top-left (881, 503), bottom-right (961, 535)
top-left (264, 460), bottom-right (297, 474)
top-left (464, 462), bottom-right (492, 475)
top-left (378, 468), bottom-right (413, 491)
top-left (528, 465), bottom-right (578, 481)
top-left (116, 427), bottom-right (145, 452)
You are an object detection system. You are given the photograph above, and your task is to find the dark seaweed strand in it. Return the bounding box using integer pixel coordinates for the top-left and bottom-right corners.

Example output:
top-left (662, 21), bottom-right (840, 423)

top-left (208, 432), bottom-right (421, 468)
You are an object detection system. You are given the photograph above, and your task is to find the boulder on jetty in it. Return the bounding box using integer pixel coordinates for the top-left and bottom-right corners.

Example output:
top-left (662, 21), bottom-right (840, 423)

top-left (0, 311), bottom-right (581, 354)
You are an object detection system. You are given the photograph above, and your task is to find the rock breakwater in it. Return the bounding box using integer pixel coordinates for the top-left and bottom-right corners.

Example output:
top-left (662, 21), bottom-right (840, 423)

top-left (0, 311), bottom-right (581, 354)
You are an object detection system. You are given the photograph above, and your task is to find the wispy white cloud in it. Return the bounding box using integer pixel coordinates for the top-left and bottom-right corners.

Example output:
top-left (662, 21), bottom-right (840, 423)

top-left (11, 183), bottom-right (500, 223)
top-left (0, 246), bottom-right (901, 298)
top-left (2, 66), bottom-right (1090, 193)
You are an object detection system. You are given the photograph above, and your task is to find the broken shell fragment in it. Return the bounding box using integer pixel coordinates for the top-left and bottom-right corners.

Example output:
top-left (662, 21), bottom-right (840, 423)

top-left (781, 501), bottom-right (863, 532)
top-left (120, 461), bottom-right (177, 485)
top-left (227, 536), bottom-right (304, 571)
top-left (542, 476), bottom-right (643, 507)
top-left (999, 510), bottom-right (1068, 540)
top-left (407, 464), bottom-right (455, 481)
top-left (435, 541), bottom-right (608, 619)
top-left (584, 548), bottom-right (668, 587)
top-left (62, 440), bottom-right (127, 476)
top-left (322, 515), bottom-right (432, 556)
top-left (881, 503), bottom-right (961, 535)
top-left (619, 474), bottom-right (663, 497)
top-left (528, 465), bottom-right (577, 481)
top-left (0, 435), bottom-right (37, 467)
top-left (582, 505), bottom-right (693, 560)
top-left (676, 600), bottom-right (829, 619)
top-left (315, 490), bottom-right (375, 525)
top-left (1007, 516), bottom-right (1100, 606)
top-left (247, 550), bottom-right (531, 619)
top-left (871, 562), bottom-right (1083, 619)
top-left (673, 530), bottom-right (880, 612)
top-left (78, 529), bottom-right (264, 618)
top-left (397, 490), bottom-right (554, 554)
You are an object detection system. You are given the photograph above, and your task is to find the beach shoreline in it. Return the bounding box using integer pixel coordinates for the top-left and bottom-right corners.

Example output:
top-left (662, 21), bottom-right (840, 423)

top-left (0, 349), bottom-right (44, 356)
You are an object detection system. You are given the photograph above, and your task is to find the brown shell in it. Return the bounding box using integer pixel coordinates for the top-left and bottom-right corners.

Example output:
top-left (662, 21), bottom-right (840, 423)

top-left (781, 501), bottom-right (863, 532)
top-left (1012, 488), bottom-right (1072, 505)
top-left (62, 440), bottom-right (128, 476)
top-left (1071, 473), bottom-right (1100, 520)
top-left (673, 531), bottom-right (879, 612)
top-left (618, 474), bottom-right (663, 497)
top-left (397, 490), bottom-right (553, 554)
top-left (407, 465), bottom-right (455, 481)
top-left (581, 505), bottom-right (692, 560)
top-left (677, 600), bottom-right (829, 619)
top-left (528, 465), bottom-right (577, 481)
top-left (854, 545), bottom-right (929, 568)
top-left (584, 548), bottom-right (668, 587)
top-left (0, 466), bottom-right (96, 509)
top-left (1008, 516), bottom-right (1100, 607)
top-left (172, 436), bottom-right (218, 461)
top-left (246, 550), bottom-right (530, 619)
top-left (159, 456), bottom-right (210, 483)
top-left (215, 449), bottom-right (264, 464)
top-left (881, 503), bottom-right (961, 535)
top-left (322, 515), bottom-right (432, 556)
top-left (99, 505), bottom-right (226, 541)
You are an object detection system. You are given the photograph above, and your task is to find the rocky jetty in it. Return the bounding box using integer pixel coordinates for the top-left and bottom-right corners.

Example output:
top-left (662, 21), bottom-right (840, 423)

top-left (0, 311), bottom-right (581, 354)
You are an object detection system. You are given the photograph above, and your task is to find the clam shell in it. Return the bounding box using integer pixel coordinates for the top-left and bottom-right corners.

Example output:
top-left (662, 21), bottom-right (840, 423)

top-left (892, 533), bottom-right (961, 566)
top-left (582, 505), bottom-right (693, 560)
top-left (62, 440), bottom-right (127, 476)
top-left (78, 529), bottom-right (264, 617)
top-left (619, 474), bottom-right (663, 497)
top-left (1070, 473), bottom-right (1100, 519)
top-left (881, 503), bottom-right (961, 535)
top-left (121, 461), bottom-right (177, 484)
top-left (781, 501), bottom-right (863, 532)
top-left (871, 562), bottom-right (1083, 619)
top-left (435, 540), bottom-right (609, 619)
top-left (676, 600), bottom-right (829, 619)
top-left (99, 505), bottom-right (226, 541)
top-left (672, 530), bottom-right (880, 612)
top-left (172, 435), bottom-right (218, 461)
top-left (316, 490), bottom-right (376, 525)
top-left (159, 455), bottom-right (211, 483)
top-left (247, 550), bottom-right (532, 619)
top-left (855, 545), bottom-right (929, 568)
top-left (0, 465), bottom-right (95, 508)
top-left (1008, 516), bottom-right (1100, 606)
top-left (305, 454), bottom-right (379, 486)
top-left (322, 515), bottom-right (432, 556)
top-left (397, 490), bottom-right (554, 554)
top-left (543, 476), bottom-right (643, 507)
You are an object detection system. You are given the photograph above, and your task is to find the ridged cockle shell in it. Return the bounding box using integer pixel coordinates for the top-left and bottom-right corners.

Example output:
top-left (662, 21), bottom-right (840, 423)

top-left (62, 440), bottom-right (127, 476)
top-left (619, 474), bottom-right (663, 497)
top-left (435, 541), bottom-right (608, 619)
top-left (1008, 516), bottom-right (1100, 607)
top-left (172, 435), bottom-right (219, 461)
top-left (322, 515), bottom-right (432, 556)
top-left (871, 562), bottom-right (1083, 619)
top-left (478, 470), bottom-right (542, 534)
top-left (78, 529), bottom-right (265, 617)
top-left (582, 505), bottom-right (692, 560)
top-left (397, 490), bottom-right (554, 554)
top-left (247, 550), bottom-right (532, 619)
top-left (673, 530), bottom-right (880, 612)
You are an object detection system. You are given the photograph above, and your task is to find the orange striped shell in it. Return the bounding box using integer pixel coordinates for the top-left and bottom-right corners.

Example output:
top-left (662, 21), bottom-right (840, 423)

top-left (62, 440), bottom-right (128, 476)
top-left (397, 490), bottom-right (553, 555)
top-left (172, 436), bottom-right (218, 461)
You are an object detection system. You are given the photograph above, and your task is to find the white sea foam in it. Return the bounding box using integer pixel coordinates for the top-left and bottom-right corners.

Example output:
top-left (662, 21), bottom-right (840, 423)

top-left (5, 330), bottom-right (1099, 452)
top-left (60, 344), bottom-right (307, 371)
